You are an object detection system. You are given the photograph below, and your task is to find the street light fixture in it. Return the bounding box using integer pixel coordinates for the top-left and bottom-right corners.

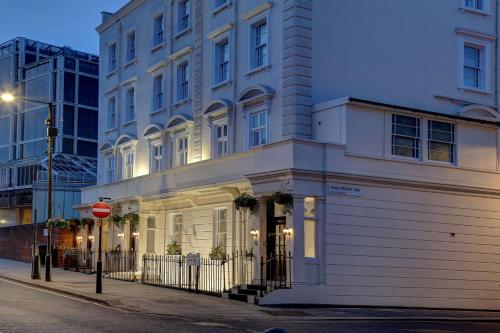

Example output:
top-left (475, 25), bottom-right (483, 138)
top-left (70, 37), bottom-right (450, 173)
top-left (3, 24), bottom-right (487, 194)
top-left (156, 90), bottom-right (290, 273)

top-left (1, 92), bottom-right (57, 282)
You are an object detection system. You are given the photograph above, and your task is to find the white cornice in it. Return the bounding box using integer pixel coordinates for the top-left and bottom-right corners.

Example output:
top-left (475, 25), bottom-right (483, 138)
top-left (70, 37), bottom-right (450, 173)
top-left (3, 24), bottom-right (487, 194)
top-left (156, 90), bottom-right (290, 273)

top-left (455, 28), bottom-right (496, 41)
top-left (169, 46), bottom-right (193, 61)
top-left (96, 0), bottom-right (146, 34)
top-left (242, 1), bottom-right (273, 21)
top-left (147, 60), bottom-right (167, 73)
top-left (120, 76), bottom-right (138, 86)
top-left (207, 23), bottom-right (234, 40)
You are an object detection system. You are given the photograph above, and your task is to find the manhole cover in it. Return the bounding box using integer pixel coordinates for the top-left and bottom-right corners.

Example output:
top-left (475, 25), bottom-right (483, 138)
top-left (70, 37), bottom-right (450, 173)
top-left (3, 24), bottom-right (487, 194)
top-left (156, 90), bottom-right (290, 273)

top-left (260, 310), bottom-right (313, 317)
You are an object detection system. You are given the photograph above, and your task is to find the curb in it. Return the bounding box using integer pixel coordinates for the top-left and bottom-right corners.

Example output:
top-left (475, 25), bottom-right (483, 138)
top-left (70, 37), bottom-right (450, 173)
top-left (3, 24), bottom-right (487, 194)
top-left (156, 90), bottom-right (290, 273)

top-left (283, 316), bottom-right (500, 322)
top-left (0, 274), bottom-right (112, 307)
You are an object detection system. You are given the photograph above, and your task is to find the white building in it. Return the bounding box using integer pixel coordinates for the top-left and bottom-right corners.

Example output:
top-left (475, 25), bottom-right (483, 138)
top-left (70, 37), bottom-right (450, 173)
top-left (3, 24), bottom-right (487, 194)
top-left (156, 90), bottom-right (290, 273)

top-left (77, 0), bottom-right (500, 309)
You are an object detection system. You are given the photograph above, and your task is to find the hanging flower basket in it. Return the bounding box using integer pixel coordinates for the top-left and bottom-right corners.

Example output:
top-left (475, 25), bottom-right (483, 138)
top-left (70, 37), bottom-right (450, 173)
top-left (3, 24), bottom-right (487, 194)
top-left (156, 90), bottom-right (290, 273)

top-left (271, 191), bottom-right (294, 215)
top-left (123, 212), bottom-right (139, 232)
top-left (48, 217), bottom-right (68, 229)
top-left (167, 242), bottom-right (182, 255)
top-left (108, 214), bottom-right (126, 229)
top-left (234, 193), bottom-right (258, 215)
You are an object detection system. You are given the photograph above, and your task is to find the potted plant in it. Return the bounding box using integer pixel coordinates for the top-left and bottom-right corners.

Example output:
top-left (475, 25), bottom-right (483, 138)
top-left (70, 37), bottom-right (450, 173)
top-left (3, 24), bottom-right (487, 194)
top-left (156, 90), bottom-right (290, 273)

top-left (209, 246), bottom-right (226, 260)
top-left (271, 191), bottom-right (294, 215)
top-left (48, 217), bottom-right (67, 229)
top-left (234, 193), bottom-right (258, 215)
top-left (167, 242), bottom-right (182, 255)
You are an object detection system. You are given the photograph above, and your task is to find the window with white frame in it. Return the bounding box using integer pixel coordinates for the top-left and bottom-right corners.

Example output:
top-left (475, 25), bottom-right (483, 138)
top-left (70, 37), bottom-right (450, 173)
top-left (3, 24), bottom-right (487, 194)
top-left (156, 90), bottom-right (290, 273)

top-left (214, 208), bottom-right (227, 251)
top-left (304, 197), bottom-right (316, 258)
top-left (107, 96), bottom-right (116, 129)
top-left (153, 13), bottom-right (164, 46)
top-left (108, 43), bottom-right (117, 72)
top-left (122, 149), bottom-right (134, 180)
top-left (126, 31), bottom-right (136, 62)
top-left (153, 74), bottom-right (164, 110)
top-left (125, 88), bottom-right (135, 121)
top-left (146, 217), bottom-right (156, 253)
top-left (176, 135), bottom-right (188, 166)
top-left (213, 122), bottom-right (228, 157)
top-left (249, 110), bottom-right (267, 147)
top-left (251, 20), bottom-right (268, 68)
top-left (215, 39), bottom-right (229, 84)
top-left (150, 141), bottom-right (163, 172)
top-left (107, 156), bottom-right (115, 183)
top-left (463, 44), bottom-right (484, 89)
top-left (177, 62), bottom-right (189, 101)
top-left (391, 114), bottom-right (420, 158)
top-left (178, 0), bottom-right (190, 32)
top-left (428, 120), bottom-right (455, 163)
top-left (464, 0), bottom-right (484, 10)
top-left (214, 0), bottom-right (227, 9)
top-left (171, 214), bottom-right (183, 253)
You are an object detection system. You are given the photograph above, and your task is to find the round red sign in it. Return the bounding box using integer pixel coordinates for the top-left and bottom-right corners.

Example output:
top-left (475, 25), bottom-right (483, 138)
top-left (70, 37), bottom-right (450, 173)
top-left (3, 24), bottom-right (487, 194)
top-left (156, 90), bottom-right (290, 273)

top-left (91, 202), bottom-right (112, 219)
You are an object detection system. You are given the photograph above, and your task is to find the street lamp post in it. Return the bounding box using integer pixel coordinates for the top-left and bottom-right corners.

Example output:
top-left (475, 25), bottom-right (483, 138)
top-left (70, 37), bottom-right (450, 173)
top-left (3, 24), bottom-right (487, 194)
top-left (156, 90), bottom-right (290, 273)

top-left (0, 92), bottom-right (57, 282)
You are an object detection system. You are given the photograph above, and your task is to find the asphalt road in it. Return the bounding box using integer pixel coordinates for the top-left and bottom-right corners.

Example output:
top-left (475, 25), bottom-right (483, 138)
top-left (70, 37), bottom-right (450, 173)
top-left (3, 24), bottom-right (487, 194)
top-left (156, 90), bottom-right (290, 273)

top-left (0, 278), bottom-right (500, 333)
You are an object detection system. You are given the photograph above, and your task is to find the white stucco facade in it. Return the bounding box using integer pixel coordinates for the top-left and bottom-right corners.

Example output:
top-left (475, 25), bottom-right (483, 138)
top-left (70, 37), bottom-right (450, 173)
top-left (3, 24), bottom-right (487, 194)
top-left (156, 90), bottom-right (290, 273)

top-left (77, 0), bottom-right (500, 309)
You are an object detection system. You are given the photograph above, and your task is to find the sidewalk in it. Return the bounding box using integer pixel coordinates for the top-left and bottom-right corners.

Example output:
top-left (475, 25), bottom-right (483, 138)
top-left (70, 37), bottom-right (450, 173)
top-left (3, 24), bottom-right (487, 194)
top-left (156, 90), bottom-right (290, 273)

top-left (1, 258), bottom-right (500, 322)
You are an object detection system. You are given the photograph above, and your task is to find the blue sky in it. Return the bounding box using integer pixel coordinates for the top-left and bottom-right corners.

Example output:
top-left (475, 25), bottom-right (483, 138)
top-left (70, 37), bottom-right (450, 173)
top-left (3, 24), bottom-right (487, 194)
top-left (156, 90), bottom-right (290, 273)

top-left (0, 0), bottom-right (129, 54)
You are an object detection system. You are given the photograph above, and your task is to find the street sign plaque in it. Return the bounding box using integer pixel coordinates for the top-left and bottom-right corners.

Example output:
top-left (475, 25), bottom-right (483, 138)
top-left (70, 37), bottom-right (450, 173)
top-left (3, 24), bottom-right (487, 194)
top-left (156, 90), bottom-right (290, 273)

top-left (186, 253), bottom-right (201, 266)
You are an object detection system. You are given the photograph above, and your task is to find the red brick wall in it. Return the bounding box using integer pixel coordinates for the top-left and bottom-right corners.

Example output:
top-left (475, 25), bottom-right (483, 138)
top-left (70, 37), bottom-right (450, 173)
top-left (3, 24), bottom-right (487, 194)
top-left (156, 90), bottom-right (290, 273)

top-left (0, 225), bottom-right (74, 262)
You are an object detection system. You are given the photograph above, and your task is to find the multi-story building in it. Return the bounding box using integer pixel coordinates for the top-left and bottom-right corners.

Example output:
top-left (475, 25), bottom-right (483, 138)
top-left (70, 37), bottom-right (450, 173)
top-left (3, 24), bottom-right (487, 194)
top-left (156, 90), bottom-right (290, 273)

top-left (78, 0), bottom-right (500, 309)
top-left (0, 37), bottom-right (98, 229)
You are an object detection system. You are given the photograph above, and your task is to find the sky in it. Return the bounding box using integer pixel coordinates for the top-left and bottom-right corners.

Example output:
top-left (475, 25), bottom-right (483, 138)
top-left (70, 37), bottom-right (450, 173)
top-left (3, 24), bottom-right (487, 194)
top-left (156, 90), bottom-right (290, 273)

top-left (0, 0), bottom-right (129, 55)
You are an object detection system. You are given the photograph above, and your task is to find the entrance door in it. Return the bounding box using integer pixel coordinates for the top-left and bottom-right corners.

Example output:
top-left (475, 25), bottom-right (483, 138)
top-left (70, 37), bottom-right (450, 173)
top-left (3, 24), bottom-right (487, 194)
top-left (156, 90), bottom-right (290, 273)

top-left (266, 201), bottom-right (287, 284)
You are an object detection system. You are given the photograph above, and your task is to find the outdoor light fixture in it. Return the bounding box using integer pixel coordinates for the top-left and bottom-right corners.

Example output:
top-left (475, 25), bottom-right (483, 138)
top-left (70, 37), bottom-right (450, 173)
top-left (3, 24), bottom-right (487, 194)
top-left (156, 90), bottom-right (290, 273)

top-left (250, 229), bottom-right (259, 238)
top-left (76, 236), bottom-right (83, 242)
top-left (132, 232), bottom-right (140, 238)
top-left (0, 92), bottom-right (15, 102)
top-left (118, 232), bottom-right (125, 240)
top-left (283, 227), bottom-right (293, 237)
top-left (88, 235), bottom-right (95, 241)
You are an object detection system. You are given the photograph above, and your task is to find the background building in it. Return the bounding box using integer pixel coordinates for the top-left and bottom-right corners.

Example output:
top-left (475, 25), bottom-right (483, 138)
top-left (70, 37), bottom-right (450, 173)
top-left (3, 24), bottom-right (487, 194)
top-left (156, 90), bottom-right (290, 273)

top-left (77, 0), bottom-right (500, 309)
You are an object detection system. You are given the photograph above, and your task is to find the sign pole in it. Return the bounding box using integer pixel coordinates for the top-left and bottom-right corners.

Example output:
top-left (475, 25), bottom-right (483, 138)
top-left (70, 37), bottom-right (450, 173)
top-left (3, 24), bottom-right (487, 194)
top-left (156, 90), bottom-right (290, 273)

top-left (91, 198), bottom-right (111, 294)
top-left (96, 217), bottom-right (103, 294)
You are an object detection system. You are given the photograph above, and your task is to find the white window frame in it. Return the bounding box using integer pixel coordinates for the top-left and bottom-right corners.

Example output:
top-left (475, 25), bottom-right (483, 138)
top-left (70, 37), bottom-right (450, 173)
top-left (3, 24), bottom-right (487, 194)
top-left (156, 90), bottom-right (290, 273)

top-left (248, 109), bottom-right (268, 148)
top-left (146, 216), bottom-right (156, 253)
top-left (153, 13), bottom-right (164, 46)
top-left (126, 30), bottom-right (136, 62)
top-left (212, 117), bottom-right (229, 157)
top-left (391, 113), bottom-right (421, 160)
top-left (176, 61), bottom-right (190, 101)
top-left (107, 96), bottom-right (116, 129)
top-left (177, 0), bottom-right (191, 33)
top-left (213, 37), bottom-right (230, 85)
top-left (461, 0), bottom-right (491, 14)
top-left (214, 0), bottom-right (228, 9)
top-left (170, 214), bottom-right (183, 252)
top-left (248, 15), bottom-right (269, 70)
top-left (304, 197), bottom-right (317, 259)
top-left (458, 36), bottom-right (491, 93)
top-left (108, 43), bottom-right (117, 72)
top-left (213, 208), bottom-right (228, 251)
top-left (153, 74), bottom-right (164, 111)
top-left (106, 155), bottom-right (115, 183)
top-left (150, 140), bottom-right (163, 173)
top-left (125, 87), bottom-right (135, 122)
top-left (427, 119), bottom-right (456, 165)
top-left (175, 134), bottom-right (189, 167)
top-left (120, 147), bottom-right (135, 180)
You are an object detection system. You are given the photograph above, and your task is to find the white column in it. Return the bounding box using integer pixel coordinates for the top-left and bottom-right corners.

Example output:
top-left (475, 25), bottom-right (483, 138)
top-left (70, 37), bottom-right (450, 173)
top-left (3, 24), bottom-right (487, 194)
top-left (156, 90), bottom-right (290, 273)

top-left (290, 196), bottom-right (305, 284)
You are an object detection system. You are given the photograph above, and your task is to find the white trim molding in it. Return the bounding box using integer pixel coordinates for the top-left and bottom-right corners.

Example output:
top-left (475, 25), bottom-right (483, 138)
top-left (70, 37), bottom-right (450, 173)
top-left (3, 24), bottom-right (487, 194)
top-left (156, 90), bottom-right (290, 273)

top-left (242, 1), bottom-right (273, 21)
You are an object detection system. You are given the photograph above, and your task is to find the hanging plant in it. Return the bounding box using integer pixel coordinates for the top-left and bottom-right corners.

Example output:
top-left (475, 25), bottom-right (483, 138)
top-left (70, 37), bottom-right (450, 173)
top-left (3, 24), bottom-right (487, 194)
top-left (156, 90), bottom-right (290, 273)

top-left (67, 218), bottom-right (83, 231)
top-left (234, 193), bottom-right (258, 215)
top-left (271, 191), bottom-right (294, 215)
top-left (166, 242), bottom-right (182, 255)
top-left (209, 246), bottom-right (226, 260)
top-left (123, 212), bottom-right (139, 232)
top-left (108, 214), bottom-right (126, 229)
top-left (48, 217), bottom-right (68, 229)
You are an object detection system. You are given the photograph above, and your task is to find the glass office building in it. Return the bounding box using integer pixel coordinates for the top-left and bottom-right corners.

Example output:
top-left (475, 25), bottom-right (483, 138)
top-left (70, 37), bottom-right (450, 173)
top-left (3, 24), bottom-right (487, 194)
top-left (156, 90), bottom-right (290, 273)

top-left (0, 38), bottom-right (98, 226)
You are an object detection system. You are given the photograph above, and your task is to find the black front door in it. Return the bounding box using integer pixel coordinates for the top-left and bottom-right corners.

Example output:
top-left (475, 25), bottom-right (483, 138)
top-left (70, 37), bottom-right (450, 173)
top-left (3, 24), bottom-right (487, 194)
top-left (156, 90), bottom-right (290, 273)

top-left (266, 201), bottom-right (287, 283)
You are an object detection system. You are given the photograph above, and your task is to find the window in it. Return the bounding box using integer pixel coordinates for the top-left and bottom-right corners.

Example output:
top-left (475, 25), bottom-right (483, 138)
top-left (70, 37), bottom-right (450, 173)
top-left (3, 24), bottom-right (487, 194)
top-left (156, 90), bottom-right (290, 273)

top-left (428, 120), bottom-right (455, 163)
top-left (176, 136), bottom-right (188, 166)
top-left (108, 43), bottom-right (116, 72)
top-left (64, 72), bottom-right (75, 103)
top-left (464, 45), bottom-right (483, 89)
top-left (125, 88), bottom-right (135, 121)
top-left (214, 208), bottom-right (227, 251)
top-left (304, 197), bottom-right (316, 258)
top-left (171, 214), bottom-right (183, 253)
top-left (122, 149), bottom-right (134, 180)
top-left (214, 0), bottom-right (227, 8)
top-left (251, 20), bottom-right (268, 68)
top-left (177, 62), bottom-right (189, 101)
top-left (77, 107), bottom-right (98, 139)
top-left (107, 97), bottom-right (116, 129)
top-left (249, 110), bottom-right (267, 147)
top-left (78, 75), bottom-right (98, 107)
top-left (77, 140), bottom-right (97, 158)
top-left (391, 114), bottom-right (420, 158)
top-left (215, 39), bottom-right (229, 83)
top-left (126, 31), bottom-right (136, 62)
top-left (153, 75), bottom-right (164, 110)
top-left (150, 142), bottom-right (163, 172)
top-left (107, 156), bottom-right (115, 182)
top-left (63, 105), bottom-right (74, 135)
top-left (178, 0), bottom-right (190, 32)
top-left (153, 14), bottom-right (164, 46)
top-left (146, 217), bottom-right (156, 253)
top-left (214, 123), bottom-right (228, 157)
top-left (465, 0), bottom-right (484, 10)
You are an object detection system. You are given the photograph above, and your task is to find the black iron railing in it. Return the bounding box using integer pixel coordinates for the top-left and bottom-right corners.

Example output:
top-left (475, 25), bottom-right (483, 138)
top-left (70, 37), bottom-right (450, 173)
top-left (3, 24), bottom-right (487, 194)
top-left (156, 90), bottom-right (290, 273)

top-left (260, 251), bottom-right (293, 295)
top-left (63, 249), bottom-right (95, 274)
top-left (104, 251), bottom-right (137, 281)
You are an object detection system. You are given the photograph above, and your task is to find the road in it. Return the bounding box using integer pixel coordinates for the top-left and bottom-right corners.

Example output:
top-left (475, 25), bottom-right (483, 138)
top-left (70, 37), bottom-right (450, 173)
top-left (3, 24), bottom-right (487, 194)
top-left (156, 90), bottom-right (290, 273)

top-left (0, 278), bottom-right (499, 333)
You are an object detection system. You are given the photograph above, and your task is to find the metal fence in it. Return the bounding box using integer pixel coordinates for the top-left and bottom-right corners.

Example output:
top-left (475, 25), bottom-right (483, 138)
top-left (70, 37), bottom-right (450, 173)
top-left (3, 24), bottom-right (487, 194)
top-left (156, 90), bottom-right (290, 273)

top-left (104, 251), bottom-right (137, 281)
top-left (141, 250), bottom-right (256, 295)
top-left (260, 251), bottom-right (293, 294)
top-left (62, 249), bottom-right (95, 274)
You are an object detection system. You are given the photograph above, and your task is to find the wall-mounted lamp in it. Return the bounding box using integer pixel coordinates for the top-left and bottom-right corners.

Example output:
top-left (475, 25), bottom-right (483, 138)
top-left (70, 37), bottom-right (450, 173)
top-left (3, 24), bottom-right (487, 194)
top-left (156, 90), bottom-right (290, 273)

top-left (250, 229), bottom-right (259, 238)
top-left (88, 235), bottom-right (95, 241)
top-left (132, 232), bottom-right (140, 238)
top-left (283, 227), bottom-right (293, 238)
top-left (118, 232), bottom-right (125, 240)
top-left (76, 236), bottom-right (83, 243)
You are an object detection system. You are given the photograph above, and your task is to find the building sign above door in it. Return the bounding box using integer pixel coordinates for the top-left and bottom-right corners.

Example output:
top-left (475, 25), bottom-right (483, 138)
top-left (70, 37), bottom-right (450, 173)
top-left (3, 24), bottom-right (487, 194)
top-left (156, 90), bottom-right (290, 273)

top-left (328, 183), bottom-right (361, 197)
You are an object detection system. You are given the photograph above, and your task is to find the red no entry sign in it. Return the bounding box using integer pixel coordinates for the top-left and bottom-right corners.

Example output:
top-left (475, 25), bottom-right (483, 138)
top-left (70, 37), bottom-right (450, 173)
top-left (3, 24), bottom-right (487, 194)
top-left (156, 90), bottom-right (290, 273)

top-left (91, 202), bottom-right (112, 219)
